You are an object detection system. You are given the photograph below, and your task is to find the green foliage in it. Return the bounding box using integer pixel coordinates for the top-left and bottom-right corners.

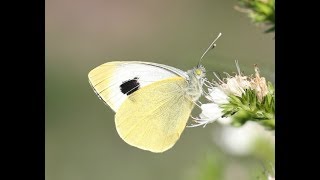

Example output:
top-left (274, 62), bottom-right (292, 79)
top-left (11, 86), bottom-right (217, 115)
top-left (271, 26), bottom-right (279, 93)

top-left (237, 0), bottom-right (275, 33)
top-left (196, 149), bottom-right (274, 180)
top-left (198, 152), bottom-right (225, 180)
top-left (220, 82), bottom-right (275, 130)
top-left (252, 137), bottom-right (275, 162)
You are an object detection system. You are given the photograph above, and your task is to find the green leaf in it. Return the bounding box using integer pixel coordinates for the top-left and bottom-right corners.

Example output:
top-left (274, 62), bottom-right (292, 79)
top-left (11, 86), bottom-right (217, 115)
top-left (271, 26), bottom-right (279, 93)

top-left (267, 81), bottom-right (275, 93)
top-left (229, 95), bottom-right (243, 105)
top-left (256, 2), bottom-right (273, 15)
top-left (236, 0), bottom-right (275, 33)
top-left (231, 109), bottom-right (253, 126)
top-left (258, 119), bottom-right (275, 130)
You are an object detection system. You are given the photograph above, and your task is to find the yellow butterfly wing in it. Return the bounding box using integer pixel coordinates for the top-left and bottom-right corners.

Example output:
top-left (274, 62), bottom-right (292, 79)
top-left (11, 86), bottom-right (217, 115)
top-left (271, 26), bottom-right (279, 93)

top-left (88, 61), bottom-right (186, 112)
top-left (115, 77), bottom-right (194, 153)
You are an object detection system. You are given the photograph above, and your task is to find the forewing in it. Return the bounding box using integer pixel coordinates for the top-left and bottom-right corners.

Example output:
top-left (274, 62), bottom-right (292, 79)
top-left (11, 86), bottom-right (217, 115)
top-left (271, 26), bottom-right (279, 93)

top-left (88, 61), bottom-right (187, 112)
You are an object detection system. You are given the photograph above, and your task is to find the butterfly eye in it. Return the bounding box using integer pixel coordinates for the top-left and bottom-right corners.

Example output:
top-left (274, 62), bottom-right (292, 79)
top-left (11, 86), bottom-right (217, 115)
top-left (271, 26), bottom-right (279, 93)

top-left (195, 69), bottom-right (202, 76)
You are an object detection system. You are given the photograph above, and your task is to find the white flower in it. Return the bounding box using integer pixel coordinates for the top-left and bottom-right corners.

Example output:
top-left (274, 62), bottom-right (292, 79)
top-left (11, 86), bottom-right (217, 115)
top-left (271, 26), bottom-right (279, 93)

top-left (212, 60), bottom-right (252, 97)
top-left (213, 61), bottom-right (269, 100)
top-left (188, 103), bottom-right (222, 127)
top-left (268, 175), bottom-right (275, 180)
top-left (188, 88), bottom-right (231, 127)
top-left (212, 121), bottom-right (274, 156)
top-left (200, 103), bottom-right (223, 121)
top-left (250, 65), bottom-right (269, 101)
top-left (189, 60), bottom-right (271, 128)
top-left (217, 73), bottom-right (251, 97)
top-left (206, 87), bottom-right (229, 104)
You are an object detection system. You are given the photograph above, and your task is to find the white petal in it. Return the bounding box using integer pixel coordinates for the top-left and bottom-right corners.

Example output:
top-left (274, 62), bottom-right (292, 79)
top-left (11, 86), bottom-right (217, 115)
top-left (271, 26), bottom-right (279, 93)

top-left (226, 78), bottom-right (244, 96)
top-left (200, 103), bottom-right (223, 120)
top-left (213, 122), bottom-right (275, 156)
top-left (208, 87), bottom-right (229, 104)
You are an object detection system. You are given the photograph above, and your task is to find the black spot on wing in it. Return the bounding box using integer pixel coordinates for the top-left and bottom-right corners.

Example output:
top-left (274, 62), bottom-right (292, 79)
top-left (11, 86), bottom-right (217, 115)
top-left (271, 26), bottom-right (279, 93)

top-left (120, 77), bottom-right (140, 95)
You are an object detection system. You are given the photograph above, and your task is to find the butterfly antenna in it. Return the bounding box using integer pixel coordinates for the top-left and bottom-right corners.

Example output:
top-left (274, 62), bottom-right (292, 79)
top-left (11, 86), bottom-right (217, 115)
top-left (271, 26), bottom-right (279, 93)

top-left (198, 32), bottom-right (222, 66)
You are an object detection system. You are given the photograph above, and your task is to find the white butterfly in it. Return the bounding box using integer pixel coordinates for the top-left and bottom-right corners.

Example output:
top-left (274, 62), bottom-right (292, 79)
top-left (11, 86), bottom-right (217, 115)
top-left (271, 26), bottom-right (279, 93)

top-left (88, 33), bottom-right (221, 153)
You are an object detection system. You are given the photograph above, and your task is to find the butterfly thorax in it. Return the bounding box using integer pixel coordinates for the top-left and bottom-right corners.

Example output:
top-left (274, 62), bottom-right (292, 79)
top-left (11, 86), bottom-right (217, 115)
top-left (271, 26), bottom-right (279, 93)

top-left (185, 65), bottom-right (206, 102)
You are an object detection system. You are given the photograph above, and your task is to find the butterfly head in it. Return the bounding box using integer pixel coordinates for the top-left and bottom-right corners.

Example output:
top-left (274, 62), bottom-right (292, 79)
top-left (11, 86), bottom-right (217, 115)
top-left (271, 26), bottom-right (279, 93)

top-left (185, 64), bottom-right (206, 102)
top-left (193, 64), bottom-right (206, 79)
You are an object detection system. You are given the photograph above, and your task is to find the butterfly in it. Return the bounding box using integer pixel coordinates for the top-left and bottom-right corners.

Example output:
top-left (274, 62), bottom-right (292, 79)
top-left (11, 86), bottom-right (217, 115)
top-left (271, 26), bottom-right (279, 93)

top-left (88, 33), bottom-right (221, 153)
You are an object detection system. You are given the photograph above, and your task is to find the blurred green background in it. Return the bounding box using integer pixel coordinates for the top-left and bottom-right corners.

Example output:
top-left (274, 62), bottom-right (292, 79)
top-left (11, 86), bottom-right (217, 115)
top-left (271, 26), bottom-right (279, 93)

top-left (46, 0), bottom-right (274, 180)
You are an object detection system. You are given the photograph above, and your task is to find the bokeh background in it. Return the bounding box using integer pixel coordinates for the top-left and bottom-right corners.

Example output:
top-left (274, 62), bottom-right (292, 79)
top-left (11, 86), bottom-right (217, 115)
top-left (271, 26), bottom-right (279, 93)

top-left (46, 0), bottom-right (274, 180)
